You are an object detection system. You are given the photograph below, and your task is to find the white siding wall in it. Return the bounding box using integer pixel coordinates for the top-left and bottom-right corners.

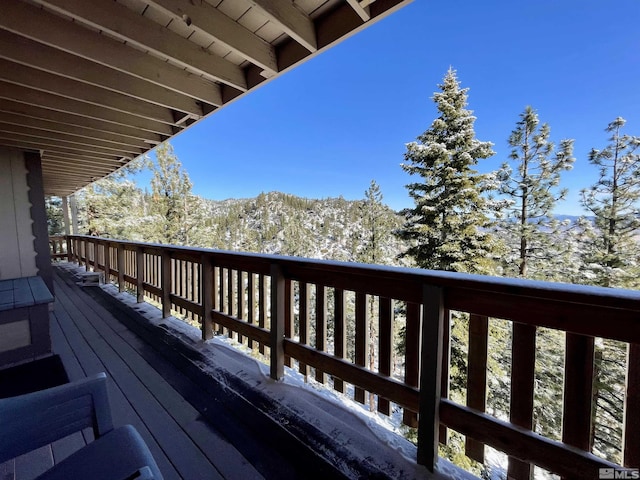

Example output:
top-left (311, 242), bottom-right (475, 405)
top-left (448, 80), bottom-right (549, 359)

top-left (0, 148), bottom-right (37, 280)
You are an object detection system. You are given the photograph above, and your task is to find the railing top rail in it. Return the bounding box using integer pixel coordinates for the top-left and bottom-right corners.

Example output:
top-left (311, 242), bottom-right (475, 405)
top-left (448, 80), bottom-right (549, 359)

top-left (65, 235), bottom-right (640, 312)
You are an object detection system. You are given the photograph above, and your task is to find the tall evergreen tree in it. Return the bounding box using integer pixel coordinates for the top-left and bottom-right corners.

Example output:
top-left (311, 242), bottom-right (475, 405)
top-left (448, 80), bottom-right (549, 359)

top-left (149, 142), bottom-right (195, 245)
top-left (579, 117), bottom-right (640, 464)
top-left (496, 106), bottom-right (575, 277)
top-left (580, 117), bottom-right (640, 288)
top-left (396, 68), bottom-right (498, 273)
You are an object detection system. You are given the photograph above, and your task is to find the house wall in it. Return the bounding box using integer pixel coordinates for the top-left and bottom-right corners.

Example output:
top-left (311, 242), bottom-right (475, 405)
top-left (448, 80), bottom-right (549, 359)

top-left (0, 147), bottom-right (38, 280)
top-left (0, 147), bottom-right (53, 367)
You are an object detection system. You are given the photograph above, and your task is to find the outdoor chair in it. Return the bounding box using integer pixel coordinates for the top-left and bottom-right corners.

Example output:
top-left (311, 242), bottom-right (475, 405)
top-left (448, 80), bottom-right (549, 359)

top-left (0, 372), bottom-right (163, 480)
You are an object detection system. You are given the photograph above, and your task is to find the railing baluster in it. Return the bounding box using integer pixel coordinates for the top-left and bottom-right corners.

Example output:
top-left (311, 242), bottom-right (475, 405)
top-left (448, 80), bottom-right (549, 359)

top-left (315, 284), bottom-right (327, 384)
top-left (284, 278), bottom-right (293, 367)
top-left (508, 322), bottom-right (537, 480)
top-left (117, 243), bottom-right (125, 292)
top-left (237, 271), bottom-right (245, 345)
top-left (161, 250), bottom-right (171, 318)
top-left (354, 291), bottom-right (368, 404)
top-left (333, 288), bottom-right (346, 393)
top-left (378, 297), bottom-right (393, 414)
top-left (403, 302), bottom-right (420, 427)
top-left (417, 284), bottom-right (444, 471)
top-left (624, 342), bottom-right (640, 467)
top-left (562, 333), bottom-right (595, 454)
top-left (439, 309), bottom-right (451, 444)
top-left (270, 264), bottom-right (285, 380)
top-left (201, 255), bottom-right (213, 341)
top-left (228, 268), bottom-right (236, 340)
top-left (220, 267), bottom-right (227, 336)
top-left (466, 314), bottom-right (489, 463)
top-left (104, 242), bottom-right (110, 284)
top-left (258, 274), bottom-right (266, 354)
top-left (136, 247), bottom-right (144, 303)
top-left (298, 282), bottom-right (310, 378)
top-left (247, 272), bottom-right (254, 349)
top-left (213, 266), bottom-right (220, 334)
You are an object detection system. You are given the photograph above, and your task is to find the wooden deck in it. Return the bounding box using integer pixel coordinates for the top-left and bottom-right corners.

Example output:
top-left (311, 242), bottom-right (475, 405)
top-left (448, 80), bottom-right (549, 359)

top-left (3, 266), bottom-right (338, 480)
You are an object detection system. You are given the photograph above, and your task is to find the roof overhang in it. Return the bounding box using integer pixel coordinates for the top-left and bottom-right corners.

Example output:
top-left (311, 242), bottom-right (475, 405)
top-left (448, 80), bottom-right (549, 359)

top-left (0, 0), bottom-right (412, 197)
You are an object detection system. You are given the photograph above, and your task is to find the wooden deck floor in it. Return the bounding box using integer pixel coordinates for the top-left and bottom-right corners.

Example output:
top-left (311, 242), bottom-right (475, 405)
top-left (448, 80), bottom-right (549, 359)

top-left (51, 267), bottom-right (272, 480)
top-left (47, 267), bottom-right (266, 480)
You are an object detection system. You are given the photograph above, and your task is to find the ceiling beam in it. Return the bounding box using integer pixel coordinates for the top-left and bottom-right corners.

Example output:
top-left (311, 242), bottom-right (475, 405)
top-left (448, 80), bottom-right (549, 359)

top-left (249, 1), bottom-right (317, 52)
top-left (0, 123), bottom-right (143, 155)
top-left (345, 0), bottom-right (371, 21)
top-left (0, 99), bottom-right (165, 143)
top-left (0, 31), bottom-right (203, 116)
top-left (0, 59), bottom-right (175, 124)
top-left (145, 0), bottom-right (278, 74)
top-left (0, 82), bottom-right (175, 135)
top-left (0, 0), bottom-right (222, 105)
top-left (0, 112), bottom-right (149, 150)
top-left (31, 0), bottom-right (247, 92)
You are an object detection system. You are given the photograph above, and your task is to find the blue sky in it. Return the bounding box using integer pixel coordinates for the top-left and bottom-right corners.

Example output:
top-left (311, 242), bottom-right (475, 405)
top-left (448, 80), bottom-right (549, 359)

top-left (146, 0), bottom-right (640, 215)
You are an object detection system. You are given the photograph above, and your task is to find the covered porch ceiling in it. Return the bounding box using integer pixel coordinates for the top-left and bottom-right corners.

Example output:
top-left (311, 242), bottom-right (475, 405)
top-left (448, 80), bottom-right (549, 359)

top-left (0, 0), bottom-right (412, 197)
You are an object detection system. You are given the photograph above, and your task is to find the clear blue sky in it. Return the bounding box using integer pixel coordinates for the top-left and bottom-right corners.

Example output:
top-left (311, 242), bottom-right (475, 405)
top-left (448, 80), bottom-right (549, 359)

top-left (146, 0), bottom-right (640, 216)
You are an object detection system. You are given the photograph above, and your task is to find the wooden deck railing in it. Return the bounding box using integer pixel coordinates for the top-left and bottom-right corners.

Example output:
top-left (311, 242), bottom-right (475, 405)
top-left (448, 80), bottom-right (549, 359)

top-left (49, 235), bottom-right (640, 478)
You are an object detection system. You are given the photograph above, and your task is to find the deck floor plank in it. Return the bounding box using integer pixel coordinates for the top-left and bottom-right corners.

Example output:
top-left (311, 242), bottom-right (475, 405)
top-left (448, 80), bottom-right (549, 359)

top-left (51, 269), bottom-right (263, 480)
top-left (51, 287), bottom-right (182, 480)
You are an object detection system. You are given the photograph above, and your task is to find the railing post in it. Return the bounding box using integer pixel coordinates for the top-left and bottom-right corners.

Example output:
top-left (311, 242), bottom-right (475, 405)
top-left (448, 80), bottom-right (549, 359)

top-left (270, 263), bottom-right (285, 381)
top-left (201, 254), bottom-right (213, 341)
top-left (117, 243), bottom-right (125, 293)
top-left (136, 246), bottom-right (144, 303)
top-left (66, 235), bottom-right (72, 263)
top-left (161, 250), bottom-right (171, 318)
top-left (417, 284), bottom-right (444, 471)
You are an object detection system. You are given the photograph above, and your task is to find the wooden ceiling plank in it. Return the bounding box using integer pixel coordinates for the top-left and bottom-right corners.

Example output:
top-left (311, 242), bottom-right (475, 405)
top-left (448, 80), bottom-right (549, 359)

top-left (0, 133), bottom-right (131, 157)
top-left (0, 123), bottom-right (143, 155)
top-left (249, 1), bottom-right (317, 52)
top-left (0, 82), bottom-right (175, 136)
top-left (0, 59), bottom-right (175, 124)
top-left (42, 168), bottom-right (116, 179)
top-left (43, 155), bottom-right (125, 169)
top-left (345, 0), bottom-right (370, 21)
top-left (0, 112), bottom-right (149, 150)
top-left (0, 0), bottom-right (222, 105)
top-left (0, 99), bottom-right (165, 142)
top-left (0, 31), bottom-right (203, 116)
top-left (32, 0), bottom-right (247, 92)
top-left (43, 161), bottom-right (117, 172)
top-left (145, 0), bottom-right (278, 74)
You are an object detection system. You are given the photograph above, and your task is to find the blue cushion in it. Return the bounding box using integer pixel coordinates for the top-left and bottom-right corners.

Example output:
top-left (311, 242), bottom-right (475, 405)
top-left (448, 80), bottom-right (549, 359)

top-left (36, 425), bottom-right (163, 480)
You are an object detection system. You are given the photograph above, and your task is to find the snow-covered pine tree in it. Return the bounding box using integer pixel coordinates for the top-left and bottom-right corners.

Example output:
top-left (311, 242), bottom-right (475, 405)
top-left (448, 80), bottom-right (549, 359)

top-left (579, 117), bottom-right (640, 464)
top-left (580, 117), bottom-right (640, 289)
top-left (149, 142), bottom-right (196, 245)
top-left (496, 106), bottom-right (575, 278)
top-left (396, 68), bottom-right (498, 274)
